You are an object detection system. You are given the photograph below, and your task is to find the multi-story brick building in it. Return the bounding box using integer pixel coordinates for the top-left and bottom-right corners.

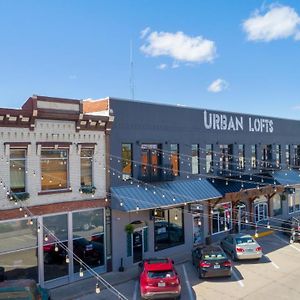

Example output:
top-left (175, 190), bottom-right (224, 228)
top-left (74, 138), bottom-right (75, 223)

top-left (84, 97), bottom-right (300, 271)
top-left (0, 95), bottom-right (113, 288)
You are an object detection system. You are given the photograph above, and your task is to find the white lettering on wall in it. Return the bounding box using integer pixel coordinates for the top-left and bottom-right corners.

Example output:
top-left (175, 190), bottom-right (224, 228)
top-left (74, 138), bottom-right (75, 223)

top-left (204, 111), bottom-right (274, 133)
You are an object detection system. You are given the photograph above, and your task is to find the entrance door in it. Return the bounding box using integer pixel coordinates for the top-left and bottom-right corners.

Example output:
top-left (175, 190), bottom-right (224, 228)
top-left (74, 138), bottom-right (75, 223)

top-left (237, 204), bottom-right (247, 232)
top-left (133, 230), bottom-right (143, 263)
top-left (141, 144), bottom-right (161, 181)
top-left (254, 203), bottom-right (268, 223)
top-left (193, 214), bottom-right (203, 245)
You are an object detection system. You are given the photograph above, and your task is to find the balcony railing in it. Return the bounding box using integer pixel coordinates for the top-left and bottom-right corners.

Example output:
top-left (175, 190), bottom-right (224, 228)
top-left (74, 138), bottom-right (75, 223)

top-left (138, 164), bottom-right (175, 183)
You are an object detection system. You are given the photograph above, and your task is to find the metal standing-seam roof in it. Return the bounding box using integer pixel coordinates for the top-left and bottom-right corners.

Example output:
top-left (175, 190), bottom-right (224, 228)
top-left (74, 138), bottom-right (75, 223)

top-left (111, 179), bottom-right (222, 212)
top-left (272, 170), bottom-right (300, 186)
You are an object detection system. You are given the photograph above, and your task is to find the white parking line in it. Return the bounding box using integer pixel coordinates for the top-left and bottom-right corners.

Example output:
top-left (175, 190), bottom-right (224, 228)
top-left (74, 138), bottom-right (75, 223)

top-left (231, 268), bottom-right (244, 287)
top-left (274, 234), bottom-right (300, 253)
top-left (182, 264), bottom-right (194, 300)
top-left (264, 255), bottom-right (280, 269)
top-left (132, 280), bottom-right (138, 300)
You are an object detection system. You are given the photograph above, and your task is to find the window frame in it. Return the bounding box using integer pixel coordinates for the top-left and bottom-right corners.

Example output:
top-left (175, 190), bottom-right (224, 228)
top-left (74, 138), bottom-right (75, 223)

top-left (191, 144), bottom-right (200, 175)
top-left (121, 143), bottom-right (133, 180)
top-left (10, 148), bottom-right (27, 193)
top-left (80, 148), bottom-right (94, 187)
top-left (40, 147), bottom-right (69, 192)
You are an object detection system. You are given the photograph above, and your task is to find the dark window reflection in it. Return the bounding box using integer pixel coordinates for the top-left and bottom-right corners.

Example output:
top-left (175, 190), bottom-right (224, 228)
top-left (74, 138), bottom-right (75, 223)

top-left (73, 209), bottom-right (105, 274)
top-left (43, 214), bottom-right (68, 282)
top-left (154, 208), bottom-right (184, 251)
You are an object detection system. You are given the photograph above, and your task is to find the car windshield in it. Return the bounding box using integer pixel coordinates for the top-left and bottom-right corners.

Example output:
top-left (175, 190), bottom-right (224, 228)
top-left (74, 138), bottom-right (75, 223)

top-left (236, 237), bottom-right (254, 244)
top-left (203, 252), bottom-right (226, 260)
top-left (147, 270), bottom-right (175, 279)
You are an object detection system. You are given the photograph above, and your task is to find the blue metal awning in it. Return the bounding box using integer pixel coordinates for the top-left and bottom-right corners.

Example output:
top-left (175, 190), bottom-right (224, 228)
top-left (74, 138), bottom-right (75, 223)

top-left (272, 170), bottom-right (300, 186)
top-left (111, 179), bottom-right (222, 212)
top-left (208, 174), bottom-right (278, 195)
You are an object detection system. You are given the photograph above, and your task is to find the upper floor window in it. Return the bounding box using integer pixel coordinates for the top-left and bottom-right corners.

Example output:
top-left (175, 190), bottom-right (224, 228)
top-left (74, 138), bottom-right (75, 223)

top-left (41, 149), bottom-right (68, 191)
top-left (140, 144), bottom-right (161, 181)
top-left (219, 144), bottom-right (233, 171)
top-left (238, 144), bottom-right (245, 170)
top-left (285, 145), bottom-right (290, 167)
top-left (170, 144), bottom-right (179, 176)
top-left (121, 143), bottom-right (133, 180)
top-left (293, 145), bottom-right (300, 167)
top-left (191, 144), bottom-right (199, 174)
top-left (275, 145), bottom-right (281, 168)
top-left (206, 144), bottom-right (213, 173)
top-left (10, 149), bottom-right (26, 193)
top-left (251, 145), bottom-right (257, 169)
top-left (261, 144), bottom-right (272, 168)
top-left (80, 149), bottom-right (93, 186)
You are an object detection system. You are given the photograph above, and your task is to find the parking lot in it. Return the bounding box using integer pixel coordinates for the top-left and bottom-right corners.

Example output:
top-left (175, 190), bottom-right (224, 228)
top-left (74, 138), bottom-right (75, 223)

top-left (80, 232), bottom-right (300, 300)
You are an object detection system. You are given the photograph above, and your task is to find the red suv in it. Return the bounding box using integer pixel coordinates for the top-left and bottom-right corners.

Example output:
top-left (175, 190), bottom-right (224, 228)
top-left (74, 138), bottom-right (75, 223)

top-left (139, 258), bottom-right (181, 300)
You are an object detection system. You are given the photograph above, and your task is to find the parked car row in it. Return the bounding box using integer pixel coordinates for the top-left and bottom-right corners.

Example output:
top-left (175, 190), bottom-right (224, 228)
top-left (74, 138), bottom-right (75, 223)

top-left (138, 234), bottom-right (263, 299)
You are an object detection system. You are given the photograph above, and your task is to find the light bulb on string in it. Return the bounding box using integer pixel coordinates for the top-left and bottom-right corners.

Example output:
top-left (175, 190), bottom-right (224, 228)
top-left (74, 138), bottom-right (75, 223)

top-left (95, 283), bottom-right (100, 294)
top-left (79, 267), bottom-right (84, 277)
top-left (37, 226), bottom-right (41, 233)
top-left (255, 231), bottom-right (258, 238)
top-left (55, 244), bottom-right (59, 252)
top-left (44, 235), bottom-right (48, 242)
top-left (198, 220), bottom-right (202, 226)
top-left (267, 222), bottom-right (270, 229)
top-left (19, 207), bottom-right (23, 212)
top-left (174, 214), bottom-right (178, 221)
top-left (136, 205), bottom-right (140, 211)
top-left (65, 255), bottom-right (70, 263)
top-left (29, 219), bottom-right (33, 225)
top-left (24, 213), bottom-right (28, 218)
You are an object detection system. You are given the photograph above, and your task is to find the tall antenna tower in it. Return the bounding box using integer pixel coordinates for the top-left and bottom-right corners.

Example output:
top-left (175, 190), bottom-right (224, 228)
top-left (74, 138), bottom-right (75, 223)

top-left (129, 40), bottom-right (135, 100)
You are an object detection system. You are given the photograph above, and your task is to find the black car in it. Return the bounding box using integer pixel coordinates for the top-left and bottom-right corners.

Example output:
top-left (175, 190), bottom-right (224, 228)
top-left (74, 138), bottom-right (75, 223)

top-left (192, 245), bottom-right (232, 278)
top-left (281, 217), bottom-right (300, 242)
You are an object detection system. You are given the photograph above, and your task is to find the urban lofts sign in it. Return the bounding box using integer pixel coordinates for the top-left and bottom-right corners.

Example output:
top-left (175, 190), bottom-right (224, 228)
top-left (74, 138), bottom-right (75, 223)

top-left (203, 110), bottom-right (274, 133)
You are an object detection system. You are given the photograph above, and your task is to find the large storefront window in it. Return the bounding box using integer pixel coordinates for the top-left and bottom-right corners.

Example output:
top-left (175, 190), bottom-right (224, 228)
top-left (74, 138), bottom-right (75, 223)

top-left (0, 219), bottom-right (38, 281)
top-left (41, 149), bottom-right (68, 190)
top-left (273, 194), bottom-right (282, 216)
top-left (191, 144), bottom-right (199, 174)
top-left (10, 149), bottom-right (26, 193)
top-left (73, 209), bottom-right (105, 275)
top-left (289, 189), bottom-right (300, 213)
top-left (206, 144), bottom-right (213, 173)
top-left (43, 214), bottom-right (68, 282)
top-left (212, 203), bottom-right (232, 234)
top-left (191, 204), bottom-right (203, 245)
top-left (122, 143), bottom-right (132, 180)
top-left (80, 149), bottom-right (93, 186)
top-left (170, 144), bottom-right (179, 176)
top-left (154, 208), bottom-right (184, 251)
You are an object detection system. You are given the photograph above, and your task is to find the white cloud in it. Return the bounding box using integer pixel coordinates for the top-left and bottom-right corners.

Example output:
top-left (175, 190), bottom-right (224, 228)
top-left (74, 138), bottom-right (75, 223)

top-left (243, 4), bottom-right (300, 42)
top-left (292, 105), bottom-right (300, 110)
top-left (207, 79), bottom-right (229, 93)
top-left (140, 30), bottom-right (217, 64)
top-left (172, 62), bottom-right (179, 69)
top-left (140, 27), bottom-right (151, 39)
top-left (157, 63), bottom-right (167, 70)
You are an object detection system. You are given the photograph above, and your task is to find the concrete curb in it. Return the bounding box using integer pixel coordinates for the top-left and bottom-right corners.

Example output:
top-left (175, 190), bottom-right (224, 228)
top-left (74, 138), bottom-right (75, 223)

top-left (251, 230), bottom-right (274, 239)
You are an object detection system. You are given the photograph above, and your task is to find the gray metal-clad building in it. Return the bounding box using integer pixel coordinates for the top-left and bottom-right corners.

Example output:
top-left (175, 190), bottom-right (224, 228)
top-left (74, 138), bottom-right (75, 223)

top-left (84, 97), bottom-right (300, 271)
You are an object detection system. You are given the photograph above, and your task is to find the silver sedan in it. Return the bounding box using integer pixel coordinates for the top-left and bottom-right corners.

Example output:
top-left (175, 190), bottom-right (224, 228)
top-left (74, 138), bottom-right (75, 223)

top-left (220, 234), bottom-right (263, 261)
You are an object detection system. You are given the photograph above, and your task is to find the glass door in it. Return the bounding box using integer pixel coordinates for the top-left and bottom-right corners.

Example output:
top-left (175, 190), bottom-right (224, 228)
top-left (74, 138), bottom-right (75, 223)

top-left (254, 203), bottom-right (268, 223)
top-left (132, 230), bottom-right (143, 263)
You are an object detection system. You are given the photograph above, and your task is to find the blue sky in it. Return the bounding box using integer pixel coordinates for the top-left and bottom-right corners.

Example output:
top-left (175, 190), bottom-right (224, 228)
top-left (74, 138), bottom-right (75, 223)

top-left (0, 0), bottom-right (300, 119)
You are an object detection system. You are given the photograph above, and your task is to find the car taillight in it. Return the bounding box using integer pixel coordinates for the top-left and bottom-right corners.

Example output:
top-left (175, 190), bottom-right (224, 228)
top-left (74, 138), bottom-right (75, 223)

top-left (170, 278), bottom-right (179, 286)
top-left (256, 246), bottom-right (262, 252)
top-left (236, 247), bottom-right (244, 253)
top-left (199, 261), bottom-right (211, 268)
top-left (222, 261), bottom-right (232, 267)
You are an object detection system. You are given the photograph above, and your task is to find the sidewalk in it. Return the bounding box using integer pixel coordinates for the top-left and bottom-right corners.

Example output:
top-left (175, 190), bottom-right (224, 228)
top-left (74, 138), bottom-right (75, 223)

top-left (49, 251), bottom-right (190, 300)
